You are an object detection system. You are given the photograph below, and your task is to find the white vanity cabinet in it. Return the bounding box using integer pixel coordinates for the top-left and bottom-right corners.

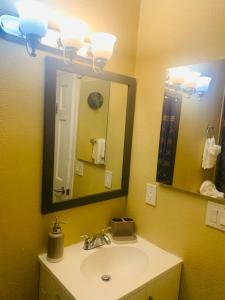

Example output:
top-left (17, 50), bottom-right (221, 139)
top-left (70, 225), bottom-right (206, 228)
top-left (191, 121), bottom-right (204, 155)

top-left (39, 264), bottom-right (181, 300)
top-left (38, 237), bottom-right (182, 300)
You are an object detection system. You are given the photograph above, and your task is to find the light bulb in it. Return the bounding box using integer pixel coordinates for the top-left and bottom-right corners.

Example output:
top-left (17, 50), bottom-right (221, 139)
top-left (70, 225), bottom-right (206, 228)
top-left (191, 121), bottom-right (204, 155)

top-left (16, 0), bottom-right (50, 38)
top-left (16, 0), bottom-right (51, 56)
top-left (183, 71), bottom-right (201, 88)
top-left (169, 67), bottom-right (190, 84)
top-left (59, 18), bottom-right (88, 50)
top-left (91, 32), bottom-right (117, 60)
top-left (196, 76), bottom-right (212, 93)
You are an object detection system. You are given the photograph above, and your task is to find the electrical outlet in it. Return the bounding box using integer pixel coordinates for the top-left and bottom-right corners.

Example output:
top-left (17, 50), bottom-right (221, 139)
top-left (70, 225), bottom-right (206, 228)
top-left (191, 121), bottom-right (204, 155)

top-left (75, 160), bottom-right (84, 176)
top-left (145, 183), bottom-right (157, 206)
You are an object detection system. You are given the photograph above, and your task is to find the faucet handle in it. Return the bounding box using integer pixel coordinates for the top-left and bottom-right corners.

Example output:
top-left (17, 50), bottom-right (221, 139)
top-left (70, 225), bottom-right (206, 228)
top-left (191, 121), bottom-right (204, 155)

top-left (101, 227), bottom-right (111, 245)
top-left (102, 227), bottom-right (112, 234)
top-left (80, 234), bottom-right (90, 240)
top-left (80, 234), bottom-right (92, 250)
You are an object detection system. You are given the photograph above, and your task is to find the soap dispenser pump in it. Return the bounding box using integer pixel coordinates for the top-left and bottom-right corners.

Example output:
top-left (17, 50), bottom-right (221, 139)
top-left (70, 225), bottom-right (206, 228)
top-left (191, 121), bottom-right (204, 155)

top-left (47, 217), bottom-right (65, 263)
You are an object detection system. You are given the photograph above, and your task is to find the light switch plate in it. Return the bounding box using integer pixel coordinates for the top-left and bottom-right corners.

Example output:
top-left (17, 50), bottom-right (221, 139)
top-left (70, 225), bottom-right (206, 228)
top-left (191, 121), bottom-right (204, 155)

top-left (206, 201), bottom-right (225, 232)
top-left (105, 170), bottom-right (112, 189)
top-left (75, 160), bottom-right (84, 176)
top-left (145, 183), bottom-right (157, 206)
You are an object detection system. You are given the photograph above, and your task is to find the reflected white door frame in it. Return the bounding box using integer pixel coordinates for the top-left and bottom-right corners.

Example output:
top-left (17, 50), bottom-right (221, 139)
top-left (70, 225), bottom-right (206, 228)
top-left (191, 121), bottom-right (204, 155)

top-left (53, 72), bottom-right (80, 202)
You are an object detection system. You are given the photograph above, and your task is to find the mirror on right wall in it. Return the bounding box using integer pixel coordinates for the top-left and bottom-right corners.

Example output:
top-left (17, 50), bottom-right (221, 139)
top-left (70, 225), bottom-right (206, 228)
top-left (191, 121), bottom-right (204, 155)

top-left (156, 59), bottom-right (225, 200)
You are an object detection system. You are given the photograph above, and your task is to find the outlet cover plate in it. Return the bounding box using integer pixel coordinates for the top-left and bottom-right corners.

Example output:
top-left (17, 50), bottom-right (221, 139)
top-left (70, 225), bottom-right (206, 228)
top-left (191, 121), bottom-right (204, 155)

top-left (145, 183), bottom-right (157, 206)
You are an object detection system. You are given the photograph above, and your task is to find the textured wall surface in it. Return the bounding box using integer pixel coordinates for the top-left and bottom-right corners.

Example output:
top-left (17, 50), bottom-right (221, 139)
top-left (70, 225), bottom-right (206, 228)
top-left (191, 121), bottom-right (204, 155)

top-left (0, 0), bottom-right (140, 299)
top-left (127, 1), bottom-right (225, 299)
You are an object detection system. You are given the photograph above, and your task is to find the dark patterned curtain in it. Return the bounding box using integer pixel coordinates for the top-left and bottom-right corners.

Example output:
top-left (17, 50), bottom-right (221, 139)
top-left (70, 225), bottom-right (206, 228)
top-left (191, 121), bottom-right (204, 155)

top-left (156, 92), bottom-right (182, 185)
top-left (216, 102), bottom-right (225, 193)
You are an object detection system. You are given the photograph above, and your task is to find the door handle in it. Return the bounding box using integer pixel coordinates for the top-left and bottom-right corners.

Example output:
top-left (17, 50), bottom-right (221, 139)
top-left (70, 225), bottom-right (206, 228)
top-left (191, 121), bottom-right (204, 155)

top-left (54, 187), bottom-right (65, 195)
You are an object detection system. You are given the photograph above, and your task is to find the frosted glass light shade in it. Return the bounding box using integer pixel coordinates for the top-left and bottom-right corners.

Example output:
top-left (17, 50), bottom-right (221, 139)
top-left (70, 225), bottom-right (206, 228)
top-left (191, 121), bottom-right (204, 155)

top-left (16, 0), bottom-right (50, 38)
top-left (60, 18), bottom-right (88, 50)
top-left (183, 71), bottom-right (201, 88)
top-left (169, 67), bottom-right (190, 84)
top-left (196, 76), bottom-right (212, 93)
top-left (91, 32), bottom-right (117, 60)
top-left (169, 67), bottom-right (201, 88)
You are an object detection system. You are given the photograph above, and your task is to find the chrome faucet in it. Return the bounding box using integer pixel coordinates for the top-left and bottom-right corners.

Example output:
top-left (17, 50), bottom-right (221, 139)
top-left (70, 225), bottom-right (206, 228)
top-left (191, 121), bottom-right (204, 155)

top-left (81, 227), bottom-right (111, 250)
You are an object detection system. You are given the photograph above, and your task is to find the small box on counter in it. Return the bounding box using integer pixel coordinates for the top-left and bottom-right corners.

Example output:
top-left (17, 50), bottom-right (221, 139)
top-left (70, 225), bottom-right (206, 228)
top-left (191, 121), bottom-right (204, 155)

top-left (110, 217), bottom-right (136, 241)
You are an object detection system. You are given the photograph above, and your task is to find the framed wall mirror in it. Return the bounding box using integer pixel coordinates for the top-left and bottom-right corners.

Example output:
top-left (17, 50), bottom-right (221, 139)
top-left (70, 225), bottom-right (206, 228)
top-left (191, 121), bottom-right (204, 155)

top-left (156, 59), bottom-right (225, 200)
top-left (42, 57), bottom-right (136, 214)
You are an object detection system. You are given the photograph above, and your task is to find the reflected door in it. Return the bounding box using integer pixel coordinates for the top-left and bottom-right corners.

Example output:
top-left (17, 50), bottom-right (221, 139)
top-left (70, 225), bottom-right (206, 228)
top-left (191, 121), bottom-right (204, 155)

top-left (53, 72), bottom-right (79, 202)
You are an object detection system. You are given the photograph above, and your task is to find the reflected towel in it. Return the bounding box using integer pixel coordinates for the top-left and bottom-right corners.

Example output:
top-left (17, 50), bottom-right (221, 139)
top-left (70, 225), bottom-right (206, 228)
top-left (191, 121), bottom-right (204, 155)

top-left (92, 138), bottom-right (106, 164)
top-left (202, 137), bottom-right (221, 169)
top-left (200, 180), bottom-right (224, 198)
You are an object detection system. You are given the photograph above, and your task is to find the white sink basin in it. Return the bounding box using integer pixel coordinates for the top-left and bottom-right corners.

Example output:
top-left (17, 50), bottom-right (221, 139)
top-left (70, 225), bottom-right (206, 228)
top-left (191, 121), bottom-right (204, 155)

top-left (38, 236), bottom-right (182, 300)
top-left (80, 246), bottom-right (149, 281)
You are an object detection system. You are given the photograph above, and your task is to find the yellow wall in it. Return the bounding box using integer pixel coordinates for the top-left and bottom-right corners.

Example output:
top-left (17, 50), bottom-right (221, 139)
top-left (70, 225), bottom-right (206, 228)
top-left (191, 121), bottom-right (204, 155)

top-left (127, 1), bottom-right (225, 299)
top-left (0, 0), bottom-right (140, 299)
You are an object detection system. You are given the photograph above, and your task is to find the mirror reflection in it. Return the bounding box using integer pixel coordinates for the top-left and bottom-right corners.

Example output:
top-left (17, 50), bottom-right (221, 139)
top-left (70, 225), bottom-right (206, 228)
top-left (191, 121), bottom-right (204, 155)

top-left (53, 71), bottom-right (128, 202)
top-left (156, 59), bottom-right (225, 199)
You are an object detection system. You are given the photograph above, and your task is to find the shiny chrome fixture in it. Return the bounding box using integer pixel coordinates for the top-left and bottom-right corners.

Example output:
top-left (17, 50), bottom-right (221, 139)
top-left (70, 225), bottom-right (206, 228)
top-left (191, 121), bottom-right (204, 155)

top-left (81, 227), bottom-right (111, 250)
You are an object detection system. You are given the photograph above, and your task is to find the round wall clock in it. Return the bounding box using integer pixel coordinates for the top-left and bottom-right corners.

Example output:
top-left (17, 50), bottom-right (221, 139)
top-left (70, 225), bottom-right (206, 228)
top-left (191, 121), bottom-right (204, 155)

top-left (87, 92), bottom-right (104, 109)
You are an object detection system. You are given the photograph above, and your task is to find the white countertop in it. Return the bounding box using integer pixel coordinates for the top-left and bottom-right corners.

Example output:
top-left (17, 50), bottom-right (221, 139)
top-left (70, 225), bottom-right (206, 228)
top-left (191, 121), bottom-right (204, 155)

top-left (38, 236), bottom-right (182, 300)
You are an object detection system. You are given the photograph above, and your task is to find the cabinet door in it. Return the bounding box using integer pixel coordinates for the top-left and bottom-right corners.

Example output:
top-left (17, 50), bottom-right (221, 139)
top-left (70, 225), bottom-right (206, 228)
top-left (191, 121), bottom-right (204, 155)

top-left (125, 288), bottom-right (146, 300)
top-left (146, 266), bottom-right (181, 300)
top-left (39, 267), bottom-right (75, 300)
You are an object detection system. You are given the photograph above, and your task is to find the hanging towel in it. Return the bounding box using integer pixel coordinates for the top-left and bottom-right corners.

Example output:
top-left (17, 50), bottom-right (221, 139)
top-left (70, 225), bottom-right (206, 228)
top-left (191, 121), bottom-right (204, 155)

top-left (202, 137), bottom-right (221, 169)
top-left (200, 180), bottom-right (224, 198)
top-left (92, 138), bottom-right (106, 164)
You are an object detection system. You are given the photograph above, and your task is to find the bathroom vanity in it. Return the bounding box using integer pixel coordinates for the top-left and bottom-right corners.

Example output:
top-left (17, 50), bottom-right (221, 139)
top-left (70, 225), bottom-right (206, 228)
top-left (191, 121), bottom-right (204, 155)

top-left (38, 236), bottom-right (182, 300)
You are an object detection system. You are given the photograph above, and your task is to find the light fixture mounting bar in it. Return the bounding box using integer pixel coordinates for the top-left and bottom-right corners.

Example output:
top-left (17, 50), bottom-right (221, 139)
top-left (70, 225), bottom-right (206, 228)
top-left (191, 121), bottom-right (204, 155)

top-left (0, 13), bottom-right (92, 64)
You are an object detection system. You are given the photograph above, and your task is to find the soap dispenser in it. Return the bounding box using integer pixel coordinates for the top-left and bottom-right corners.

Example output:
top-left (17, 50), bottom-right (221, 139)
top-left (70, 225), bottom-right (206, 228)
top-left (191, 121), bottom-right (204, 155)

top-left (47, 217), bottom-right (65, 263)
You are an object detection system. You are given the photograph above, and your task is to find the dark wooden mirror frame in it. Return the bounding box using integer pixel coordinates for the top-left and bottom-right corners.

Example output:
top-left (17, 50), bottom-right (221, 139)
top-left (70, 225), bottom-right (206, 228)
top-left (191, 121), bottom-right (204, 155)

top-left (42, 56), bottom-right (136, 214)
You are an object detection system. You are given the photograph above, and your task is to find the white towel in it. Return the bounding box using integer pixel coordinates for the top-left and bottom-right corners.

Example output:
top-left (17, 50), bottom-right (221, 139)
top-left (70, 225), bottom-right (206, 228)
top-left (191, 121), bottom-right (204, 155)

top-left (200, 180), bottom-right (224, 198)
top-left (202, 137), bottom-right (221, 169)
top-left (92, 138), bottom-right (106, 164)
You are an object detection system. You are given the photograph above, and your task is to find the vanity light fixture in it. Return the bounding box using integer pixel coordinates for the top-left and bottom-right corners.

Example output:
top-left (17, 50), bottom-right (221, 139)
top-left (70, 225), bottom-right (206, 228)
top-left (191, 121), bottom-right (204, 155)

top-left (58, 18), bottom-right (88, 64)
top-left (0, 2), bottom-right (117, 72)
top-left (59, 25), bottom-right (117, 72)
top-left (167, 67), bottom-right (212, 99)
top-left (16, 0), bottom-right (50, 57)
top-left (90, 32), bottom-right (117, 72)
top-left (196, 76), bottom-right (212, 95)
